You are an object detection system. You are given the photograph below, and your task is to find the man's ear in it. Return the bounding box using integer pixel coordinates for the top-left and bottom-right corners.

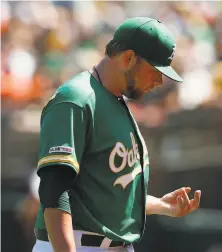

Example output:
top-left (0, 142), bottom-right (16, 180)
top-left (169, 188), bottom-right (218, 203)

top-left (120, 50), bottom-right (137, 71)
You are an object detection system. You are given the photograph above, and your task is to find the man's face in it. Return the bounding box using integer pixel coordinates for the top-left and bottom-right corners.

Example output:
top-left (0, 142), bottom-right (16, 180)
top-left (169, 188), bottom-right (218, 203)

top-left (123, 58), bottom-right (163, 100)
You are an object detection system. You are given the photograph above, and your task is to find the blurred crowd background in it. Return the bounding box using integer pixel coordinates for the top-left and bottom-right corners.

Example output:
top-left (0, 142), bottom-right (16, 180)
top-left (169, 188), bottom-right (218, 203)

top-left (1, 1), bottom-right (222, 252)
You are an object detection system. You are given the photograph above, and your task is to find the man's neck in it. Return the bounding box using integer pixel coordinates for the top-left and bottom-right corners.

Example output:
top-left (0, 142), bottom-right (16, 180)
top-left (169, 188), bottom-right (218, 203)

top-left (92, 57), bottom-right (123, 97)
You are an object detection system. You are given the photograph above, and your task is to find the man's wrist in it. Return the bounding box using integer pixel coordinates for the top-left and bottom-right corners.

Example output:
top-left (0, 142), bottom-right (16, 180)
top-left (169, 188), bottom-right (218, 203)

top-left (146, 195), bottom-right (170, 216)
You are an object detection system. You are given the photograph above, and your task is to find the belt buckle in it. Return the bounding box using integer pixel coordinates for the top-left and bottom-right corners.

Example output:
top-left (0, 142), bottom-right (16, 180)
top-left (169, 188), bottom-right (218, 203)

top-left (123, 242), bottom-right (131, 248)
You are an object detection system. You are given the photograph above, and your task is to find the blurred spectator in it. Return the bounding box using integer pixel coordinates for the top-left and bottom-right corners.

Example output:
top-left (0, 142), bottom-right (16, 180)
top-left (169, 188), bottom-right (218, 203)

top-left (16, 171), bottom-right (40, 252)
top-left (2, 1), bottom-right (221, 112)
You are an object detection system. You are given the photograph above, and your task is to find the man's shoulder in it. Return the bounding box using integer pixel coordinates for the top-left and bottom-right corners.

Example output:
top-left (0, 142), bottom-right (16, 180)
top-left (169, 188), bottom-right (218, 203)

top-left (55, 71), bottom-right (95, 108)
top-left (43, 71), bottom-right (98, 112)
top-left (41, 71), bottom-right (97, 118)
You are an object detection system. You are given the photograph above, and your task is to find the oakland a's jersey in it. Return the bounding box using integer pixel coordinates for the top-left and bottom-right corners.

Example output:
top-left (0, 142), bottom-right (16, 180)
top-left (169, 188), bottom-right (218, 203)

top-left (35, 71), bottom-right (150, 243)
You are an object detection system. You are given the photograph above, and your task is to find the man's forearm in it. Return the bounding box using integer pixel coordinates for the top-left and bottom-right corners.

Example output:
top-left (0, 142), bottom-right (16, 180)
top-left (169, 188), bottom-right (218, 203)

top-left (44, 208), bottom-right (76, 252)
top-left (146, 195), bottom-right (170, 216)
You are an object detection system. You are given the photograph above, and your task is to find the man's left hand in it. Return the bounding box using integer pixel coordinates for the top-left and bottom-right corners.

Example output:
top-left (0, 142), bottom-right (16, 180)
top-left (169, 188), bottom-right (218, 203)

top-left (161, 187), bottom-right (201, 217)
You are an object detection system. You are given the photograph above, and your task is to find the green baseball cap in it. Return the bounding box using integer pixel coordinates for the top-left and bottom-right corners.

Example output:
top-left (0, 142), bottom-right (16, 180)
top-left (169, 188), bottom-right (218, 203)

top-left (113, 17), bottom-right (183, 82)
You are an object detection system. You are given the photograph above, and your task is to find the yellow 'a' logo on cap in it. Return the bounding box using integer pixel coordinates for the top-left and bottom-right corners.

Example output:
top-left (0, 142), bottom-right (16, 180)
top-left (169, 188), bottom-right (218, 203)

top-left (168, 44), bottom-right (176, 61)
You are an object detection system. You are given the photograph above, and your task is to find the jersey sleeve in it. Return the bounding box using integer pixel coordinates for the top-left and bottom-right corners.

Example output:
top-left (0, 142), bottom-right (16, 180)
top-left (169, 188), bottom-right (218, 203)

top-left (37, 102), bottom-right (89, 175)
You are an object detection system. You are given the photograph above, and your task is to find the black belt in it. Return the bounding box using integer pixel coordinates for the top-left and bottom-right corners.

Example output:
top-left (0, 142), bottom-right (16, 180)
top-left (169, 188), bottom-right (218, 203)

top-left (34, 229), bottom-right (129, 248)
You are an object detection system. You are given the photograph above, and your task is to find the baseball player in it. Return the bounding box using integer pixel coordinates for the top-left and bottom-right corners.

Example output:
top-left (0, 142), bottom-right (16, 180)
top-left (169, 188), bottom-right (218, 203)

top-left (32, 17), bottom-right (201, 252)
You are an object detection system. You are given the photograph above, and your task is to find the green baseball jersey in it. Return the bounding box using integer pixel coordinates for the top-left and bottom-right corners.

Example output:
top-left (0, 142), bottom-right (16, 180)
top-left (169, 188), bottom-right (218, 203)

top-left (35, 71), bottom-right (150, 243)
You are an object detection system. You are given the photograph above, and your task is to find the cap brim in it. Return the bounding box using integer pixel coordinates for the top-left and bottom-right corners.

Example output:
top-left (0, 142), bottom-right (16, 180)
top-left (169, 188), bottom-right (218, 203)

top-left (147, 60), bottom-right (183, 82)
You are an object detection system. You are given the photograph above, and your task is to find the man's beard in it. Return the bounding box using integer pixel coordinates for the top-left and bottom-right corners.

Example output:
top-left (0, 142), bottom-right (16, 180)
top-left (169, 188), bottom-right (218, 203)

top-left (123, 71), bottom-right (143, 100)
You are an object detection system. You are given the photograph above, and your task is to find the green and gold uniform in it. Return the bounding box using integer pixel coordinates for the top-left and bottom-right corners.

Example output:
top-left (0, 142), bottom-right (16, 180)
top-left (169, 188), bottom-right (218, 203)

top-left (35, 71), bottom-right (149, 243)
